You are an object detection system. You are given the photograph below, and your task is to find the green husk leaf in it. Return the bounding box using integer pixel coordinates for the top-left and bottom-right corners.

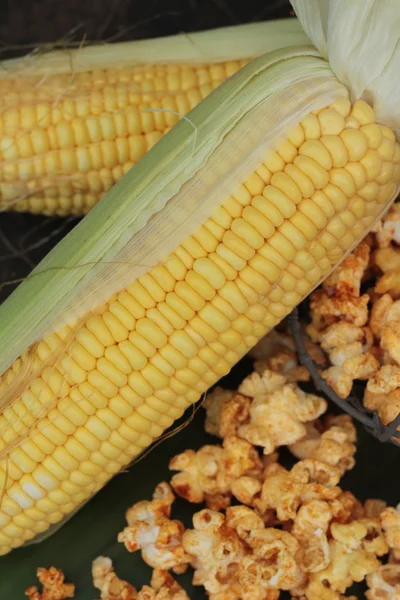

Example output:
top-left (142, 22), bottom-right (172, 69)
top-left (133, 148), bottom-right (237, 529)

top-left (0, 20), bottom-right (310, 78)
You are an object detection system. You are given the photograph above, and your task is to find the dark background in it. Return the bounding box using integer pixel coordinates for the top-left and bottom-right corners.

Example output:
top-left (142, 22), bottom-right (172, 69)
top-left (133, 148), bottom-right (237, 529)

top-left (0, 0), bottom-right (294, 305)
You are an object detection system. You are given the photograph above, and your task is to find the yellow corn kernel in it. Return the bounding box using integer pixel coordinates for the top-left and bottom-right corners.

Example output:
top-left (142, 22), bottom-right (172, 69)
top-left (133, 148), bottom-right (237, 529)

top-left (300, 113), bottom-right (321, 139)
top-left (299, 140), bottom-right (332, 170)
top-left (318, 108), bottom-right (345, 135)
top-left (293, 155), bottom-right (329, 189)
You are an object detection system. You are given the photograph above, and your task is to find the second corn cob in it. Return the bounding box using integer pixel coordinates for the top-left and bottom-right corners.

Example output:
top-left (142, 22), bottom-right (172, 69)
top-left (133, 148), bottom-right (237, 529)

top-left (0, 20), bottom-right (308, 216)
top-left (0, 60), bottom-right (248, 215)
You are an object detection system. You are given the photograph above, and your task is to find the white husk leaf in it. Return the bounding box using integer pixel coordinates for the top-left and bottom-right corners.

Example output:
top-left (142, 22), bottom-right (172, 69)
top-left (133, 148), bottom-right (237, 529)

top-left (291, 0), bottom-right (400, 136)
top-left (0, 47), bottom-right (346, 377)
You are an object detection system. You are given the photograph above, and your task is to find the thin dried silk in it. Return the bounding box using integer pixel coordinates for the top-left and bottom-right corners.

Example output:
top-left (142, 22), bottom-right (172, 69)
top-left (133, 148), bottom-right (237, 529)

top-left (0, 47), bottom-right (346, 378)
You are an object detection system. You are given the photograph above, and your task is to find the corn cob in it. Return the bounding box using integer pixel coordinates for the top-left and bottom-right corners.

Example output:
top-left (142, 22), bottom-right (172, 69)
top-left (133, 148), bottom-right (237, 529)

top-left (0, 95), bottom-right (399, 555)
top-left (0, 20), bottom-right (309, 216)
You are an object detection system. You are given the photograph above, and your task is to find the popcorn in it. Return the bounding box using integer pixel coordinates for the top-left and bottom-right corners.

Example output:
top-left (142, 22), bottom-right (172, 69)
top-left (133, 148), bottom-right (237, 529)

top-left (310, 279), bottom-right (370, 329)
top-left (381, 321), bottom-right (400, 365)
top-left (204, 369), bottom-right (327, 455)
top-left (369, 294), bottom-right (395, 338)
top-left (203, 388), bottom-right (250, 438)
top-left (136, 570), bottom-right (190, 600)
top-left (329, 342), bottom-right (364, 367)
top-left (91, 558), bottom-right (189, 600)
top-left (291, 595), bottom-right (357, 600)
top-left (342, 352), bottom-right (380, 379)
top-left (118, 483), bottom-right (189, 573)
top-left (239, 379), bottom-right (327, 452)
top-left (92, 557), bottom-right (137, 600)
top-left (291, 459), bottom-right (342, 488)
top-left (240, 527), bottom-right (304, 594)
top-left (323, 242), bottom-right (370, 298)
top-left (231, 476), bottom-right (263, 508)
top-left (253, 458), bottom-right (341, 523)
top-left (319, 322), bottom-right (368, 351)
top-left (373, 204), bottom-right (400, 248)
top-left (169, 436), bottom-right (261, 506)
top-left (375, 270), bottom-right (400, 297)
top-left (367, 365), bottom-right (400, 395)
top-left (25, 568), bottom-right (75, 600)
top-left (238, 369), bottom-right (287, 398)
top-left (329, 490), bottom-right (364, 524)
top-left (305, 518), bottom-right (387, 599)
top-left (381, 506), bottom-right (400, 560)
top-left (292, 500), bottom-right (331, 573)
top-left (289, 415), bottom-right (356, 476)
top-left (254, 463), bottom-right (304, 521)
top-left (250, 329), bottom-right (326, 383)
top-left (183, 505), bottom-right (303, 599)
top-left (321, 367), bottom-right (354, 399)
top-left (182, 509), bottom-right (246, 597)
top-left (364, 385), bottom-right (400, 427)
top-left (366, 564), bottom-right (400, 600)
top-left (302, 219), bottom-right (400, 440)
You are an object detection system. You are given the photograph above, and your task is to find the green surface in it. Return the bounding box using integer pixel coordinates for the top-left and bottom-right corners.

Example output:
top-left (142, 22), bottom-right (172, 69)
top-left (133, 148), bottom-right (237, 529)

top-left (0, 360), bottom-right (400, 599)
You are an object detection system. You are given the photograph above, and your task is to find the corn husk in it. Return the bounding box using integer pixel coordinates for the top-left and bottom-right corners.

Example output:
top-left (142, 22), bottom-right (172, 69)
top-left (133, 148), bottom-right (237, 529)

top-left (0, 19), bottom-right (309, 78)
top-left (292, 0), bottom-right (400, 137)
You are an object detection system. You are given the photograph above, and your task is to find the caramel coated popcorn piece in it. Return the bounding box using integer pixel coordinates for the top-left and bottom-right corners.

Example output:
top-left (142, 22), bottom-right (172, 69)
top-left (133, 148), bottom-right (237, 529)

top-left (238, 369), bottom-right (287, 398)
top-left (374, 246), bottom-right (400, 273)
top-left (92, 557), bottom-right (137, 600)
top-left (381, 321), bottom-right (400, 365)
top-left (183, 505), bottom-right (302, 599)
top-left (25, 568), bottom-right (75, 600)
top-left (289, 415), bottom-right (356, 475)
top-left (292, 500), bottom-right (332, 573)
top-left (240, 527), bottom-right (304, 594)
top-left (321, 366), bottom-right (354, 399)
top-left (381, 506), bottom-right (400, 560)
top-left (305, 519), bottom-right (387, 599)
top-left (252, 328), bottom-right (325, 383)
top-left (369, 294), bottom-right (394, 338)
top-left (253, 458), bottom-right (341, 524)
top-left (367, 365), bottom-right (400, 395)
top-left (136, 570), bottom-right (190, 600)
top-left (169, 436), bottom-right (261, 506)
top-left (376, 270), bottom-right (400, 297)
top-left (118, 483), bottom-right (189, 573)
top-left (203, 387), bottom-right (250, 439)
top-left (238, 375), bottom-right (327, 453)
top-left (204, 369), bottom-right (327, 455)
top-left (324, 243), bottom-right (370, 298)
top-left (182, 509), bottom-right (246, 597)
top-left (366, 564), bottom-right (400, 600)
top-left (373, 204), bottom-right (400, 248)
